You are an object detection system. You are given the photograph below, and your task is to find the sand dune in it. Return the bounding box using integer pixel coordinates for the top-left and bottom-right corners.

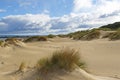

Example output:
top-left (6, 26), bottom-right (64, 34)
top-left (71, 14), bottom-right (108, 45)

top-left (0, 37), bottom-right (120, 80)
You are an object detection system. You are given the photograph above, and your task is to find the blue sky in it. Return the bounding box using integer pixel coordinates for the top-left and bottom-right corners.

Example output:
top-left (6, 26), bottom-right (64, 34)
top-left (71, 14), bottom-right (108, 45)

top-left (0, 0), bottom-right (73, 17)
top-left (0, 0), bottom-right (120, 35)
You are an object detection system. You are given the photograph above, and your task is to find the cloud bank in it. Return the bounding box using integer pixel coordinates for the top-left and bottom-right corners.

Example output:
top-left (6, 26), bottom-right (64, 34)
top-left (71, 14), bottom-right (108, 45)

top-left (0, 0), bottom-right (120, 35)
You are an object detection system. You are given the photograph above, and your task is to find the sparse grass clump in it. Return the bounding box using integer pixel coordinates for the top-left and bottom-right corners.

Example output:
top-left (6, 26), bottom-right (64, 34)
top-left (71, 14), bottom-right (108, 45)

top-left (108, 30), bottom-right (120, 40)
top-left (47, 34), bottom-right (56, 38)
top-left (5, 38), bottom-right (21, 44)
top-left (18, 62), bottom-right (26, 72)
top-left (68, 29), bottom-right (100, 40)
top-left (83, 30), bottom-right (100, 40)
top-left (24, 36), bottom-right (47, 42)
top-left (67, 30), bottom-right (89, 40)
top-left (36, 48), bottom-right (85, 73)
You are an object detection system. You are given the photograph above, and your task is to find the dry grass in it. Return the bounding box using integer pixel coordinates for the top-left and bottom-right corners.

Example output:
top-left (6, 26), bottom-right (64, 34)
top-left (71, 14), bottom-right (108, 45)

top-left (67, 30), bottom-right (89, 40)
top-left (5, 38), bottom-right (21, 45)
top-left (83, 30), bottom-right (100, 40)
top-left (102, 30), bottom-right (120, 40)
top-left (69, 29), bottom-right (100, 40)
top-left (18, 62), bottom-right (26, 72)
top-left (36, 48), bottom-right (85, 73)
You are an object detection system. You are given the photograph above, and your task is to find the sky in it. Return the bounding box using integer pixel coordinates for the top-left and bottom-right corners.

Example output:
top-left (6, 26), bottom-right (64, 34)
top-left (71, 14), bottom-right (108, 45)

top-left (0, 0), bottom-right (120, 35)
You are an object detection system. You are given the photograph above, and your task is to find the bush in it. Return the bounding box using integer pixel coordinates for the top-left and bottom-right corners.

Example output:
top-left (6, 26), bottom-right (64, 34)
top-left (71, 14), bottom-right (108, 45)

top-left (24, 36), bottom-right (47, 42)
top-left (36, 48), bottom-right (85, 73)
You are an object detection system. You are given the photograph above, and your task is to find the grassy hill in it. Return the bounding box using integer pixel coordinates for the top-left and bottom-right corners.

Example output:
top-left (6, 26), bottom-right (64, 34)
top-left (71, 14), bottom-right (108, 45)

top-left (100, 22), bottom-right (120, 30)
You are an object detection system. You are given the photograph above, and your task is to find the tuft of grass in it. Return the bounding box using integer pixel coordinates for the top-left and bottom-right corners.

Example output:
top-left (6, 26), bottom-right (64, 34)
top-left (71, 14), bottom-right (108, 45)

top-left (24, 36), bottom-right (47, 42)
top-left (18, 62), bottom-right (26, 72)
top-left (36, 48), bottom-right (85, 73)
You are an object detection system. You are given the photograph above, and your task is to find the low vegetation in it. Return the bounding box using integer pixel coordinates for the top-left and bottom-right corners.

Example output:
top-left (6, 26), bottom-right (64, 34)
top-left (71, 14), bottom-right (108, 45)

top-left (97, 28), bottom-right (112, 31)
top-left (57, 34), bottom-right (67, 38)
top-left (100, 22), bottom-right (120, 30)
top-left (18, 62), bottom-right (26, 72)
top-left (24, 36), bottom-right (47, 42)
top-left (67, 29), bottom-right (100, 40)
top-left (36, 48), bottom-right (85, 73)
top-left (47, 34), bottom-right (56, 38)
top-left (67, 30), bottom-right (89, 40)
top-left (108, 30), bottom-right (120, 40)
top-left (5, 38), bottom-right (22, 45)
top-left (0, 40), bottom-right (4, 46)
top-left (83, 29), bottom-right (100, 40)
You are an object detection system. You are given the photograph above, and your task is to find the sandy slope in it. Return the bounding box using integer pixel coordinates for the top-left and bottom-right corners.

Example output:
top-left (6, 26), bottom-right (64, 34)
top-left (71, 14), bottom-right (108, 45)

top-left (0, 37), bottom-right (120, 80)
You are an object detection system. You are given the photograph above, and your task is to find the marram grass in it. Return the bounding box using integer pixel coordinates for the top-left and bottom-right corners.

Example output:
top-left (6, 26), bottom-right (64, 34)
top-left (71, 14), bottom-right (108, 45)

top-left (36, 48), bottom-right (85, 73)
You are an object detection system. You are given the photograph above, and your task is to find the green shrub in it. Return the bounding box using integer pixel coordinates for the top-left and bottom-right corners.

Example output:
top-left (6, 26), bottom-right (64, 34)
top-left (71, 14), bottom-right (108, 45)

top-left (24, 36), bottom-right (47, 42)
top-left (36, 48), bottom-right (85, 73)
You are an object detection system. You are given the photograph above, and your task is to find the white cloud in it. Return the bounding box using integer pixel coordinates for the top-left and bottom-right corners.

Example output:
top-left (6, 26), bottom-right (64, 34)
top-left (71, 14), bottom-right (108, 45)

top-left (0, 9), bottom-right (6, 12)
top-left (0, 12), bottom-right (120, 35)
top-left (73, 0), bottom-right (120, 15)
top-left (73, 0), bottom-right (92, 13)
top-left (0, 0), bottom-right (120, 35)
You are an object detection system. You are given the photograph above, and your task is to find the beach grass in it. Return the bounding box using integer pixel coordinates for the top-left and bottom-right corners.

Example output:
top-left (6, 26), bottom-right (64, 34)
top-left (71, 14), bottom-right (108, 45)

top-left (36, 48), bottom-right (85, 73)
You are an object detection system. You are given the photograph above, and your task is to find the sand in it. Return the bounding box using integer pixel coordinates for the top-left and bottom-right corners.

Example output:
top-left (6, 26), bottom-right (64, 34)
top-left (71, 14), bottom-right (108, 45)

top-left (0, 37), bottom-right (120, 80)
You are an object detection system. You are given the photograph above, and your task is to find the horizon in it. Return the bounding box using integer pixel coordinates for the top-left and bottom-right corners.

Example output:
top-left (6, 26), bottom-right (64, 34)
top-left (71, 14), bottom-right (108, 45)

top-left (0, 0), bottom-right (120, 35)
